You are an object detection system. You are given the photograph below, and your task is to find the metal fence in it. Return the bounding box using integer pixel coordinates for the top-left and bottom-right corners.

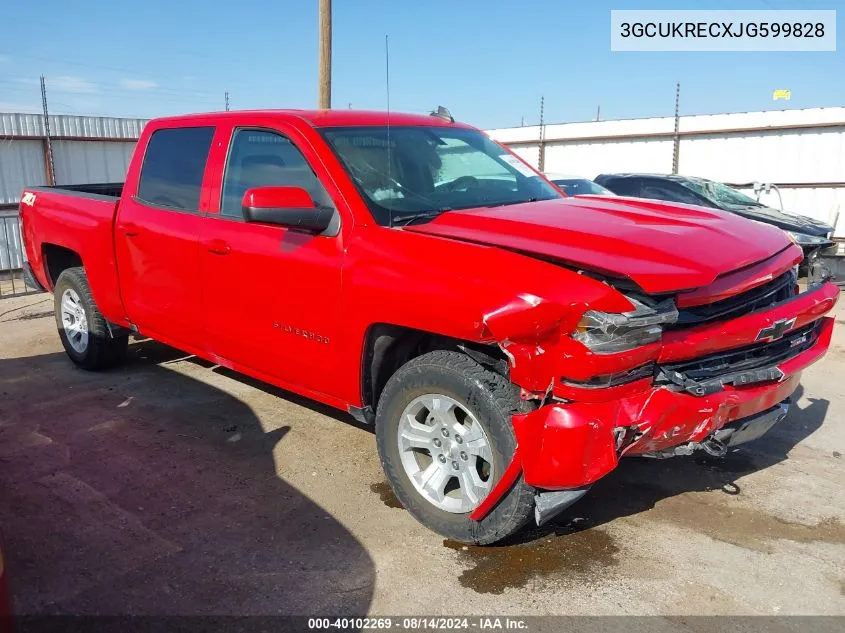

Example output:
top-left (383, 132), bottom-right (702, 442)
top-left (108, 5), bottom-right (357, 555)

top-left (0, 211), bottom-right (41, 299)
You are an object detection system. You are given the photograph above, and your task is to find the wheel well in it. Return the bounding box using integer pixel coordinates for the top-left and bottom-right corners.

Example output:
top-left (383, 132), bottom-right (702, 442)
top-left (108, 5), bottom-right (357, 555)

top-left (360, 324), bottom-right (510, 421)
top-left (42, 244), bottom-right (83, 287)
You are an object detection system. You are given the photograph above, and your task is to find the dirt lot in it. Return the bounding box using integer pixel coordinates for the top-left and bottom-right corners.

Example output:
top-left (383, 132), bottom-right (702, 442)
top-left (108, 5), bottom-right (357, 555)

top-left (1, 292), bottom-right (844, 616)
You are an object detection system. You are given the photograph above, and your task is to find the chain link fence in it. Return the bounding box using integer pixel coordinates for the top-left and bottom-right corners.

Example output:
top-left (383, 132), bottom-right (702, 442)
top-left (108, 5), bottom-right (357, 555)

top-left (0, 211), bottom-right (41, 299)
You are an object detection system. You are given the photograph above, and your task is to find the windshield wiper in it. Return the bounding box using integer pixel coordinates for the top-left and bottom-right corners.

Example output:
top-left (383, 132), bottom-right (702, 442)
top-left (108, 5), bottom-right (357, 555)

top-left (484, 196), bottom-right (540, 209)
top-left (392, 209), bottom-right (452, 227)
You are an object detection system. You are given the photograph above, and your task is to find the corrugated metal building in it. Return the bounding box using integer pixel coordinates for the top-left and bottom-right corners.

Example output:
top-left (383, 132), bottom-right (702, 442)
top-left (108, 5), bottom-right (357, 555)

top-left (487, 107), bottom-right (845, 237)
top-left (0, 112), bottom-right (147, 206)
top-left (0, 112), bottom-right (147, 281)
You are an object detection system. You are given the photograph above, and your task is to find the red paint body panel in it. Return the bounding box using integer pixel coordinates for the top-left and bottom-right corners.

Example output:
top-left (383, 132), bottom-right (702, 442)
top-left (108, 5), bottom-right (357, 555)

top-left (243, 186), bottom-right (316, 210)
top-left (676, 245), bottom-right (802, 308)
top-left (0, 536), bottom-right (11, 623)
top-left (18, 109), bottom-right (840, 526)
top-left (19, 190), bottom-right (126, 323)
top-left (406, 195), bottom-right (793, 294)
top-left (660, 281), bottom-right (839, 362)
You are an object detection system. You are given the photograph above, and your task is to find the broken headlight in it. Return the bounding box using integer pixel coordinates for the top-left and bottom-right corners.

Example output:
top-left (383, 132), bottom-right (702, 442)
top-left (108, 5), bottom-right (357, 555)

top-left (572, 297), bottom-right (678, 354)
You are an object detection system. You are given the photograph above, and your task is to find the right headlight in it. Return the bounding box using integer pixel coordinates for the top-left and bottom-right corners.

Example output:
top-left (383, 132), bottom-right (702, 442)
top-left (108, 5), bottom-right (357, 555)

top-left (572, 296), bottom-right (678, 354)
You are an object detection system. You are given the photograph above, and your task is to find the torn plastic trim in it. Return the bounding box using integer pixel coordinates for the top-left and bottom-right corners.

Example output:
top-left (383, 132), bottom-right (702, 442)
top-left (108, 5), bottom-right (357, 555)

top-left (561, 362), bottom-right (655, 389)
top-left (656, 364), bottom-right (785, 396)
top-left (534, 487), bottom-right (591, 526)
top-left (642, 400), bottom-right (790, 457)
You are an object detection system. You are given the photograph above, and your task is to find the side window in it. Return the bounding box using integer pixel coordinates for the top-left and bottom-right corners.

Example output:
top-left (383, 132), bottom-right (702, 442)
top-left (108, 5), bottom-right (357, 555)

top-left (604, 178), bottom-right (641, 196)
top-left (641, 184), bottom-right (678, 202)
top-left (137, 127), bottom-right (215, 211)
top-left (220, 129), bottom-right (333, 218)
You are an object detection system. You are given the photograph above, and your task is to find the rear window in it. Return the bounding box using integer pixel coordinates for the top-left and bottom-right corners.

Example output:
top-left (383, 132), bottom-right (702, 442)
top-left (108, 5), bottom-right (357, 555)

top-left (137, 127), bottom-right (215, 211)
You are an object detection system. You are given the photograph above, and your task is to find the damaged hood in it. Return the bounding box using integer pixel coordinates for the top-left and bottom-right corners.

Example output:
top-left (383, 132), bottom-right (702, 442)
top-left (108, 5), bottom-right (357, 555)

top-left (404, 196), bottom-right (793, 294)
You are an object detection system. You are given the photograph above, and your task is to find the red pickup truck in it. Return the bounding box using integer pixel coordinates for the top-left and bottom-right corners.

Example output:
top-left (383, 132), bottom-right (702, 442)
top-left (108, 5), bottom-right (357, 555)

top-left (19, 109), bottom-right (839, 544)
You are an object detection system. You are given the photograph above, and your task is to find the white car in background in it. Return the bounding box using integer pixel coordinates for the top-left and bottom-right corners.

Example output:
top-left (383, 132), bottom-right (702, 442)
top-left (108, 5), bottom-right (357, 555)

top-left (543, 173), bottom-right (616, 196)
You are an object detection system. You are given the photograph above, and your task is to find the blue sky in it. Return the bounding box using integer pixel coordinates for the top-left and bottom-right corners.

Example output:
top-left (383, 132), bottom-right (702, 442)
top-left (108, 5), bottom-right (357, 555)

top-left (0, 0), bottom-right (841, 129)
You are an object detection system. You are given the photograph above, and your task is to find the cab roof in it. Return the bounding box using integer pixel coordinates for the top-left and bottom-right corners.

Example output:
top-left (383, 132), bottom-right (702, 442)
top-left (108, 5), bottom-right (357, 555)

top-left (151, 109), bottom-right (475, 129)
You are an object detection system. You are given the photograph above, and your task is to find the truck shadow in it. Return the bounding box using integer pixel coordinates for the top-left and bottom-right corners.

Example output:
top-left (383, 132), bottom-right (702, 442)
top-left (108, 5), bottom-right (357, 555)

top-left (0, 340), bottom-right (375, 616)
top-left (519, 383), bottom-right (832, 542)
top-left (134, 339), bottom-right (833, 549)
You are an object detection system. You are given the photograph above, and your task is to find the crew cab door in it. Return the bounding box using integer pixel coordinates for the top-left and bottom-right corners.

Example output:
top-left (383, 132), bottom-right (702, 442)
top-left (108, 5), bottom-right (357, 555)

top-left (114, 125), bottom-right (215, 351)
top-left (198, 123), bottom-right (345, 393)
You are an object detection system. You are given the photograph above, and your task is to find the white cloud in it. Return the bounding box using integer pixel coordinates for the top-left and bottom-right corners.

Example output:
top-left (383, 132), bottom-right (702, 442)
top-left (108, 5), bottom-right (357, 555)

top-left (120, 79), bottom-right (158, 91)
top-left (48, 76), bottom-right (99, 94)
top-left (0, 101), bottom-right (41, 113)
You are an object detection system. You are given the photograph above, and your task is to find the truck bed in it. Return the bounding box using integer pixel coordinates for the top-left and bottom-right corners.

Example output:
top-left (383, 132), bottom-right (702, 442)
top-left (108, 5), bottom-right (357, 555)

top-left (44, 182), bottom-right (124, 199)
top-left (20, 183), bottom-right (127, 324)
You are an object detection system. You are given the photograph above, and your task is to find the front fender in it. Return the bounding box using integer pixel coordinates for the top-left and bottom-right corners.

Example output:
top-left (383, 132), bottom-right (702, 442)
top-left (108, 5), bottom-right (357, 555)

top-left (336, 227), bottom-right (630, 403)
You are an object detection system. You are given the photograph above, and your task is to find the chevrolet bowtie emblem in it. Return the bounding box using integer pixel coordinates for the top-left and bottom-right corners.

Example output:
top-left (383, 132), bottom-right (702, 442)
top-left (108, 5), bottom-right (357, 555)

top-left (756, 317), bottom-right (797, 342)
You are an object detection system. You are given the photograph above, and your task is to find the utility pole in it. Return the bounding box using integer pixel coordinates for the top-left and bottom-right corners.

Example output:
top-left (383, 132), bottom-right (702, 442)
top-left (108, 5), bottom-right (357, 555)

top-left (538, 95), bottom-right (546, 172)
top-left (40, 75), bottom-right (55, 186)
top-left (225, 91), bottom-right (230, 111)
top-left (318, 0), bottom-right (332, 109)
top-left (595, 104), bottom-right (601, 121)
top-left (672, 81), bottom-right (681, 174)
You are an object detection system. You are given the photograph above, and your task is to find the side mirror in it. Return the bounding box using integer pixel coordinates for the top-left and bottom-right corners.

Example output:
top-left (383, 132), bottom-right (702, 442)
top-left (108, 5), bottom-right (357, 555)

top-left (242, 186), bottom-right (333, 233)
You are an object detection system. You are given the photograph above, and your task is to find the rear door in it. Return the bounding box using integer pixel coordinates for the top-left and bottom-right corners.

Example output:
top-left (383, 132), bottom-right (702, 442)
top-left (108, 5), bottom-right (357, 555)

top-left (198, 122), bottom-right (345, 393)
top-left (114, 125), bottom-right (215, 352)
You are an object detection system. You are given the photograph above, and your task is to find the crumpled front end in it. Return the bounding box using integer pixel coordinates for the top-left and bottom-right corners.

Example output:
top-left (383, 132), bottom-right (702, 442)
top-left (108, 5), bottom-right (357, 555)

top-left (470, 275), bottom-right (839, 523)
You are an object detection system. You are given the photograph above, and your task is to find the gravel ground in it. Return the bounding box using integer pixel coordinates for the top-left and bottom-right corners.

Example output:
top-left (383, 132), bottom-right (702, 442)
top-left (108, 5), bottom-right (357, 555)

top-left (0, 292), bottom-right (843, 617)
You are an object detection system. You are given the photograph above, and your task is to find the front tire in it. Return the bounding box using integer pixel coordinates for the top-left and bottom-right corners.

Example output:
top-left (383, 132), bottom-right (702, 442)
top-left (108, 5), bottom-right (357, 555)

top-left (54, 267), bottom-right (128, 370)
top-left (375, 350), bottom-right (534, 544)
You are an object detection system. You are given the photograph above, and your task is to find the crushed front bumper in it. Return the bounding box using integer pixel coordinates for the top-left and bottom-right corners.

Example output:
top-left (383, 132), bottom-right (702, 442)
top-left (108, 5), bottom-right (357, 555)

top-left (470, 315), bottom-right (835, 522)
top-left (516, 316), bottom-right (833, 490)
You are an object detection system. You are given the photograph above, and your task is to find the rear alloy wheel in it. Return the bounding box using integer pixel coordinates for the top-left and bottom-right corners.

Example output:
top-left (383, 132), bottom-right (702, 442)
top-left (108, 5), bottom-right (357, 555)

top-left (376, 350), bottom-right (535, 544)
top-left (60, 288), bottom-right (89, 354)
top-left (54, 267), bottom-right (128, 370)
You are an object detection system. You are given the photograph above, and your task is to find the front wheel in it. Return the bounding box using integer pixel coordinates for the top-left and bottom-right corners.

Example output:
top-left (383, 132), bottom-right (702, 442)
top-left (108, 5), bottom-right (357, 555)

top-left (54, 267), bottom-right (128, 370)
top-left (375, 351), bottom-right (534, 544)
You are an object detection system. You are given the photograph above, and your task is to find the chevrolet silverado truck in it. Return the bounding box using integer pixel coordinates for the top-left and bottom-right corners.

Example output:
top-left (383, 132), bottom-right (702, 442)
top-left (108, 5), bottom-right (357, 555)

top-left (19, 110), bottom-right (839, 544)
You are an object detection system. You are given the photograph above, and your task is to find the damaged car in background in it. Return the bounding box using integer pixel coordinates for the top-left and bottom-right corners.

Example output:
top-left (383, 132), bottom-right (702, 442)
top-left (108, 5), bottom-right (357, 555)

top-left (594, 173), bottom-right (836, 280)
top-left (19, 108), bottom-right (840, 544)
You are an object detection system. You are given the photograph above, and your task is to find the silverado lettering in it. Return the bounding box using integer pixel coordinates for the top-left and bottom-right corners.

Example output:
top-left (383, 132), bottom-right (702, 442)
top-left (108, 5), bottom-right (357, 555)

top-left (18, 109), bottom-right (839, 544)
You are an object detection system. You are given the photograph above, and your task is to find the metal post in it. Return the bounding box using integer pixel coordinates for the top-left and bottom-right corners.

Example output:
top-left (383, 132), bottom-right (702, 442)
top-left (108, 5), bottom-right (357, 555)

top-left (225, 91), bottom-right (230, 111)
top-left (40, 75), bottom-right (56, 186)
top-left (318, 0), bottom-right (332, 109)
top-left (538, 95), bottom-right (546, 172)
top-left (672, 81), bottom-right (681, 174)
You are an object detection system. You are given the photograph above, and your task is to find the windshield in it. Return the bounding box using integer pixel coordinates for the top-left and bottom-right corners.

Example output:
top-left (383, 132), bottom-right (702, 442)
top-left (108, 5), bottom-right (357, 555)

top-left (320, 126), bottom-right (561, 225)
top-left (682, 178), bottom-right (763, 208)
top-left (551, 179), bottom-right (614, 196)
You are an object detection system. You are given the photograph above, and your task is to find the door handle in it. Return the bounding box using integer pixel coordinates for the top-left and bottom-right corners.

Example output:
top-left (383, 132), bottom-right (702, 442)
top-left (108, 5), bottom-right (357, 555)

top-left (119, 222), bottom-right (140, 237)
top-left (203, 238), bottom-right (231, 255)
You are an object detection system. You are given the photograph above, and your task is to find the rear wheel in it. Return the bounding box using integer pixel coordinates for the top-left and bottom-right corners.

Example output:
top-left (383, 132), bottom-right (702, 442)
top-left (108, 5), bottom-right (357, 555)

top-left (375, 350), bottom-right (534, 544)
top-left (54, 267), bottom-right (128, 370)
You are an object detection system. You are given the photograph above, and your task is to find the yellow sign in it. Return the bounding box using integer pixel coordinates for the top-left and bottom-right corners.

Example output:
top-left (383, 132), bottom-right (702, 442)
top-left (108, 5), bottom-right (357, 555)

top-left (773, 89), bottom-right (792, 101)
